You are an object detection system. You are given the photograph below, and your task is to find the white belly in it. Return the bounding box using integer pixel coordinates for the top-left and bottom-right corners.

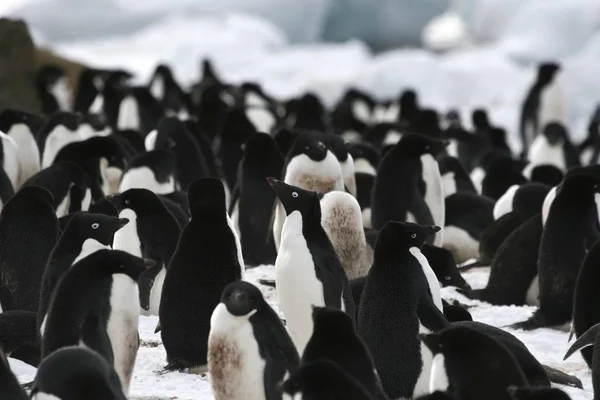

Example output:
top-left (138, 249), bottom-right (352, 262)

top-left (146, 266), bottom-right (166, 316)
top-left (413, 323), bottom-right (434, 398)
top-left (421, 154), bottom-right (445, 247)
top-left (8, 124), bottom-right (40, 187)
top-left (493, 184), bottom-right (519, 220)
top-left (525, 274), bottom-right (540, 307)
top-left (442, 225), bottom-right (479, 264)
top-left (118, 167), bottom-right (176, 194)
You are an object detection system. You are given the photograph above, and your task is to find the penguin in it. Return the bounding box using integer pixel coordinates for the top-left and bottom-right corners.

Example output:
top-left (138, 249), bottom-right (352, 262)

top-left (0, 186), bottom-right (58, 311)
top-left (363, 123), bottom-right (404, 150)
top-left (159, 178), bottom-right (243, 373)
top-left (0, 130), bottom-right (22, 195)
top-left (302, 307), bottom-right (387, 400)
top-left (330, 88), bottom-right (375, 141)
top-left (22, 161), bottom-right (94, 218)
top-left (208, 280), bottom-right (299, 400)
top-left (285, 93), bottom-right (328, 132)
top-left (269, 178), bottom-right (355, 352)
top-left (272, 130), bottom-right (344, 251)
top-left (357, 221), bottom-right (448, 399)
top-left (30, 346), bottom-right (126, 400)
top-left (52, 135), bottom-right (126, 200)
top-left (0, 345), bottom-right (27, 400)
top-left (0, 109), bottom-right (45, 187)
top-left (0, 311), bottom-right (39, 367)
top-left (37, 111), bottom-right (83, 168)
top-left (118, 149), bottom-right (177, 194)
top-left (148, 64), bottom-right (190, 117)
top-left (77, 112), bottom-right (111, 140)
top-left (493, 182), bottom-right (551, 221)
top-left (323, 134), bottom-right (357, 197)
top-left (282, 359), bottom-right (374, 400)
top-left (437, 155), bottom-right (477, 196)
top-left (530, 164), bottom-right (564, 187)
top-left (523, 123), bottom-right (580, 177)
top-left (579, 104), bottom-right (600, 166)
top-left (460, 214), bottom-right (543, 306)
top-left (519, 62), bottom-right (563, 157)
top-left (370, 133), bottom-right (447, 247)
top-left (512, 170), bottom-right (600, 330)
top-left (35, 65), bottom-right (72, 115)
top-left (507, 386), bottom-right (572, 400)
top-left (41, 249), bottom-right (150, 394)
top-left (413, 108), bottom-right (442, 139)
top-left (230, 132), bottom-right (283, 267)
top-left (109, 188), bottom-right (182, 316)
top-left (481, 154), bottom-right (528, 201)
top-left (443, 191), bottom-right (494, 263)
top-left (153, 116), bottom-right (210, 190)
top-left (571, 239), bottom-right (600, 367)
top-left (348, 142), bottom-right (379, 228)
top-left (399, 89), bottom-right (420, 127)
top-left (158, 193), bottom-right (190, 226)
top-left (420, 325), bottom-right (529, 400)
top-left (320, 191), bottom-right (372, 280)
top-left (38, 212), bottom-right (129, 336)
top-left (183, 119), bottom-right (221, 179)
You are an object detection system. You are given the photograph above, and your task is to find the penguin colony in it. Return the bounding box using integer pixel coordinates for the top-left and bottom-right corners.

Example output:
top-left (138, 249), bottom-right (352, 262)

top-left (0, 58), bottom-right (598, 400)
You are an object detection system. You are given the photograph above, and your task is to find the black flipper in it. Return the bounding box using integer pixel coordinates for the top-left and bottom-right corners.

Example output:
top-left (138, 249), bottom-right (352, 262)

top-left (509, 310), bottom-right (549, 331)
top-left (563, 321), bottom-right (600, 361)
top-left (138, 258), bottom-right (164, 311)
top-left (457, 259), bottom-right (486, 271)
top-left (259, 278), bottom-right (276, 288)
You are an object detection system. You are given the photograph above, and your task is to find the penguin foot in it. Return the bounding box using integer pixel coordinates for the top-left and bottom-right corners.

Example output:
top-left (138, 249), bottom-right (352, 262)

top-left (542, 365), bottom-right (583, 389)
top-left (508, 310), bottom-right (551, 331)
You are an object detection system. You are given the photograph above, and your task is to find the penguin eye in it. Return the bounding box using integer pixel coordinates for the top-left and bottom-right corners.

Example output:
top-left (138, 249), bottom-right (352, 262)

top-left (411, 233), bottom-right (416, 239)
top-left (425, 145), bottom-right (431, 151)
top-left (91, 223), bottom-right (100, 229)
top-left (124, 199), bottom-right (130, 205)
top-left (291, 192), bottom-right (299, 198)
top-left (445, 276), bottom-right (451, 280)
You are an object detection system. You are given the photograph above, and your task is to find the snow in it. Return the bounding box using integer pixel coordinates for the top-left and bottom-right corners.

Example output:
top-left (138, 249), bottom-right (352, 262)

top-left (10, 265), bottom-right (594, 399)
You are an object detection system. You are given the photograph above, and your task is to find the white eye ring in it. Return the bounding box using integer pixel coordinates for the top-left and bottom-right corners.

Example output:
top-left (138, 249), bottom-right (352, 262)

top-left (411, 233), bottom-right (416, 239)
top-left (92, 223), bottom-right (99, 229)
top-left (124, 200), bottom-right (130, 205)
top-left (445, 276), bottom-right (451, 280)
top-left (292, 192), bottom-right (299, 198)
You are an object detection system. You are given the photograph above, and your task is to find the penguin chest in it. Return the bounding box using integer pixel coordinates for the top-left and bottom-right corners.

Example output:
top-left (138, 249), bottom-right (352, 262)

top-left (276, 230), bottom-right (325, 352)
top-left (146, 266), bottom-right (167, 316)
top-left (209, 329), bottom-right (266, 400)
top-left (413, 323), bottom-right (434, 398)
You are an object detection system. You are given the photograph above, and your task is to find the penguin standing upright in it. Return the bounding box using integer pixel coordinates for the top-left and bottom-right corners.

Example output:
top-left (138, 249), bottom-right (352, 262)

top-left (0, 186), bottom-right (58, 311)
top-left (37, 111), bottom-right (83, 169)
top-left (269, 178), bottom-right (355, 354)
top-left (230, 132), bottom-right (283, 267)
top-left (512, 170), bottom-right (600, 330)
top-left (37, 212), bottom-right (129, 335)
top-left (523, 123), bottom-right (580, 177)
top-left (371, 133), bottom-right (447, 246)
top-left (110, 188), bottom-right (182, 316)
top-left (519, 62), bottom-right (563, 157)
top-left (35, 65), bottom-right (72, 114)
top-left (159, 178), bottom-right (243, 372)
top-left (208, 281), bottom-right (299, 400)
top-left (357, 221), bottom-right (448, 399)
top-left (118, 149), bottom-right (177, 194)
top-left (41, 249), bottom-right (150, 394)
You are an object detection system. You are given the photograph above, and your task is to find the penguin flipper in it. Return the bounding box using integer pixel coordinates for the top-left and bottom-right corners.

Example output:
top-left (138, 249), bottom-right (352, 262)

top-left (456, 288), bottom-right (483, 300)
top-left (154, 320), bottom-right (162, 334)
top-left (138, 258), bottom-right (164, 311)
top-left (443, 304), bottom-right (473, 322)
top-left (457, 259), bottom-right (486, 271)
top-left (542, 365), bottom-right (583, 388)
top-left (563, 322), bottom-right (600, 361)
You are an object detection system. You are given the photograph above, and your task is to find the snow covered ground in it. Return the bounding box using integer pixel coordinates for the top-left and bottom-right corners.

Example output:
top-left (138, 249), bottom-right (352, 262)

top-left (9, 266), bottom-right (595, 399)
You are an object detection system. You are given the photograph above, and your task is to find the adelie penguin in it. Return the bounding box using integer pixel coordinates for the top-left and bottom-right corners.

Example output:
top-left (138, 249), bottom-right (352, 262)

top-left (208, 281), bottom-right (299, 400)
top-left (272, 130), bottom-right (344, 251)
top-left (522, 122), bottom-right (580, 177)
top-left (357, 221), bottom-right (448, 399)
top-left (110, 188), bottom-right (182, 316)
top-left (0, 186), bottom-right (59, 311)
top-left (370, 133), bottom-right (447, 247)
top-left (38, 211), bottom-right (129, 337)
top-left (420, 325), bottom-right (529, 400)
top-left (348, 142), bottom-right (380, 227)
top-left (493, 182), bottom-right (552, 221)
top-left (519, 62), bottom-right (564, 157)
top-left (512, 169), bottom-right (600, 330)
top-left (437, 155), bottom-right (477, 197)
top-left (159, 178), bottom-right (243, 373)
top-left (37, 111), bottom-right (83, 169)
top-left (268, 178), bottom-right (355, 354)
top-left (35, 65), bottom-right (72, 115)
top-left (41, 249), bottom-right (151, 394)
top-left (0, 108), bottom-right (45, 187)
top-left (330, 88), bottom-right (376, 142)
top-left (229, 132), bottom-right (283, 267)
top-left (118, 149), bottom-right (177, 194)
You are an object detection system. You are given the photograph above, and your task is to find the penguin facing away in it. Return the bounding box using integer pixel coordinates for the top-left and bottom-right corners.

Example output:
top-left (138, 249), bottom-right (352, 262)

top-left (268, 178), bottom-right (355, 355)
top-left (357, 221), bottom-right (448, 399)
top-left (208, 280), bottom-right (299, 400)
top-left (159, 178), bottom-right (243, 373)
top-left (109, 188), bottom-right (182, 316)
top-left (0, 185), bottom-right (59, 311)
top-left (0, 311), bottom-right (40, 367)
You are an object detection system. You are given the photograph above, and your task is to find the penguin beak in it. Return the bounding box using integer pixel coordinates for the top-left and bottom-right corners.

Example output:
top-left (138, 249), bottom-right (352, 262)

top-left (431, 225), bottom-right (442, 234)
top-left (266, 177), bottom-right (279, 188)
top-left (117, 218), bottom-right (129, 227)
top-left (107, 195), bottom-right (123, 211)
top-left (143, 258), bottom-right (156, 269)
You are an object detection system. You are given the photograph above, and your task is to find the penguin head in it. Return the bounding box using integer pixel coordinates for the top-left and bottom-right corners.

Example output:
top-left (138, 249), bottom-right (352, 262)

top-left (155, 116), bottom-right (186, 150)
top-left (541, 122), bottom-right (567, 145)
top-left (537, 62), bottom-right (561, 85)
top-left (471, 109), bottom-right (490, 131)
top-left (109, 188), bottom-right (161, 214)
top-left (68, 211), bottom-right (129, 246)
top-left (187, 177), bottom-right (226, 219)
top-left (82, 136), bottom-right (127, 170)
top-left (242, 132), bottom-right (283, 167)
top-left (267, 178), bottom-right (320, 218)
top-left (395, 133), bottom-right (448, 158)
top-left (288, 132), bottom-right (329, 162)
top-left (399, 89), bottom-right (419, 122)
top-left (378, 221), bottom-right (440, 251)
top-left (287, 93), bottom-right (327, 132)
top-left (559, 166), bottom-right (600, 196)
top-left (311, 306), bottom-right (354, 336)
top-left (530, 165), bottom-right (564, 187)
top-left (413, 108), bottom-right (441, 138)
top-left (220, 280), bottom-right (264, 318)
top-left (0, 108), bottom-right (45, 134)
top-left (324, 134), bottom-right (349, 163)
top-left (107, 250), bottom-right (154, 280)
top-left (16, 185), bottom-right (56, 209)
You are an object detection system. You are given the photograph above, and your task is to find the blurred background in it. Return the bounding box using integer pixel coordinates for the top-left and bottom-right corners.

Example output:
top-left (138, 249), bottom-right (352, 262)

top-left (2, 0), bottom-right (600, 148)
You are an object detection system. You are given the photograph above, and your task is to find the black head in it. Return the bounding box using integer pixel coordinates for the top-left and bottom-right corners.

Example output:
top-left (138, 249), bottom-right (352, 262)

top-left (530, 164), bottom-right (564, 186)
top-left (471, 109), bottom-right (490, 130)
top-left (414, 108), bottom-right (441, 138)
top-left (187, 178), bottom-right (226, 219)
top-left (377, 221), bottom-right (440, 252)
top-left (542, 122), bottom-right (567, 145)
top-left (444, 109), bottom-right (461, 127)
top-left (347, 142), bottom-right (380, 169)
top-left (14, 185), bottom-right (55, 209)
top-left (267, 178), bottom-right (320, 218)
top-left (243, 132), bottom-right (283, 164)
top-left (537, 62), bottom-right (560, 85)
top-left (71, 136), bottom-right (126, 170)
top-left (311, 306), bottom-right (355, 336)
top-left (399, 89), bottom-right (419, 122)
top-left (67, 211), bottom-right (129, 246)
top-left (202, 58), bottom-right (219, 82)
top-left (36, 65), bottom-right (65, 86)
top-left (288, 131), bottom-right (329, 162)
top-left (394, 133), bottom-right (448, 157)
top-left (507, 386), bottom-right (571, 400)
top-left (154, 116), bottom-right (187, 149)
top-left (109, 188), bottom-right (161, 213)
top-left (88, 197), bottom-right (118, 217)
top-left (220, 281), bottom-right (265, 317)
top-left (103, 249), bottom-right (154, 280)
top-left (220, 108), bottom-right (256, 143)
top-left (0, 108), bottom-right (45, 133)
top-left (422, 245), bottom-right (470, 291)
